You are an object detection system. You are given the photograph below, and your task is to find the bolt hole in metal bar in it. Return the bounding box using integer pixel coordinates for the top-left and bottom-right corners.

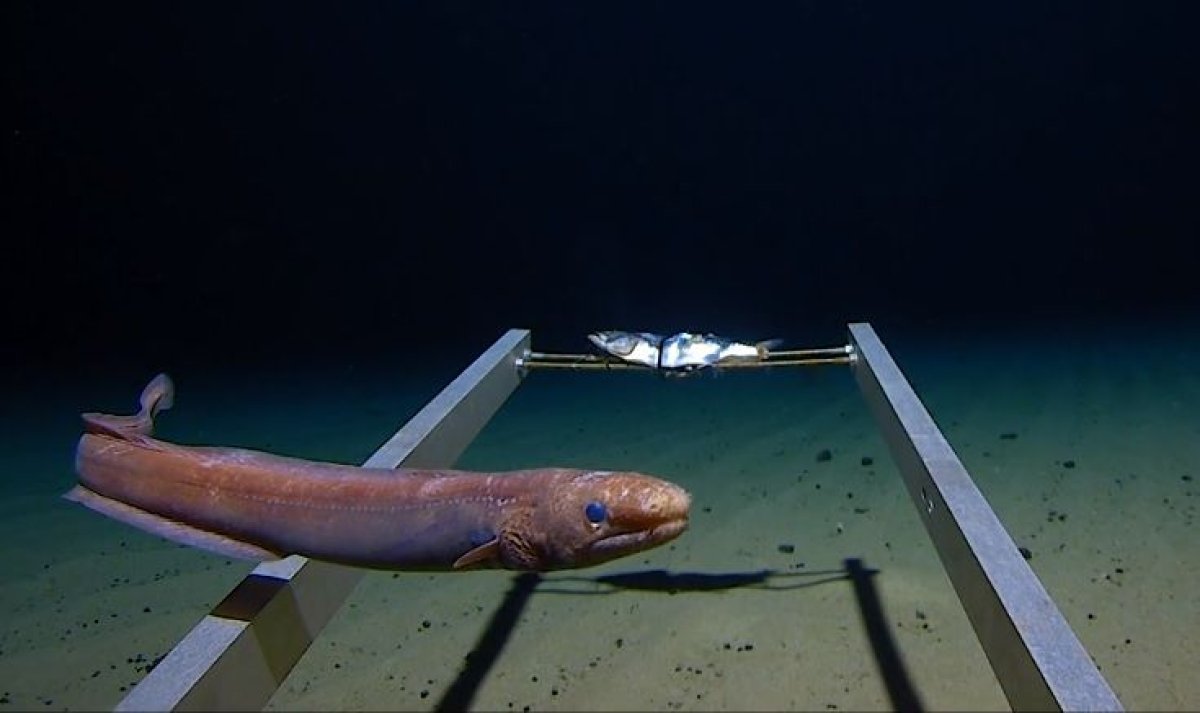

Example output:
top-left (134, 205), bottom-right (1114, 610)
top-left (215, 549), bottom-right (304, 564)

top-left (847, 322), bottom-right (1122, 712)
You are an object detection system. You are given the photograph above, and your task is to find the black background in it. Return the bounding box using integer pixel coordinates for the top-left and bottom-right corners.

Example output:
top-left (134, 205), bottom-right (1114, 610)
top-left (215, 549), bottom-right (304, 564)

top-left (7, 2), bottom-right (1199, 372)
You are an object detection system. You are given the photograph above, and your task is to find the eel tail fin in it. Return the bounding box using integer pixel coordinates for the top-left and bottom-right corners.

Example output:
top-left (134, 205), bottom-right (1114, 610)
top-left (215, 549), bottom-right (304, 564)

top-left (81, 373), bottom-right (175, 440)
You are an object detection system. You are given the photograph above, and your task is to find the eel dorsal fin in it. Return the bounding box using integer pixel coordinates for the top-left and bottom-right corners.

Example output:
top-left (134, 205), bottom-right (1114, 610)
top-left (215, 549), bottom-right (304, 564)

top-left (82, 373), bottom-right (175, 440)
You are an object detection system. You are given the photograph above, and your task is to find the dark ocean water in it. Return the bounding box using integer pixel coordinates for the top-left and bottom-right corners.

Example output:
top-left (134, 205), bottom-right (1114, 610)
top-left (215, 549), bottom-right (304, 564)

top-left (5, 3), bottom-right (1199, 710)
top-left (6, 2), bottom-right (1200, 376)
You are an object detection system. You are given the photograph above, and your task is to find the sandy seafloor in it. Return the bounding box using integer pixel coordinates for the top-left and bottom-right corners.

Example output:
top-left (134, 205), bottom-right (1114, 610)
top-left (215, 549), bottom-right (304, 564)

top-left (1, 319), bottom-right (1197, 711)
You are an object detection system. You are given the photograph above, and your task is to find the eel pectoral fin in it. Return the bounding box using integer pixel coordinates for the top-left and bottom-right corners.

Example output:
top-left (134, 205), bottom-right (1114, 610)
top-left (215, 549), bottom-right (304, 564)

top-left (452, 539), bottom-right (500, 569)
top-left (63, 485), bottom-right (281, 562)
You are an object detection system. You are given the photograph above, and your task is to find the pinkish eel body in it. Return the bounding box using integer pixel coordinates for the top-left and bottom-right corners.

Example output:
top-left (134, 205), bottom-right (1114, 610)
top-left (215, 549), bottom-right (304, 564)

top-left (66, 374), bottom-right (690, 571)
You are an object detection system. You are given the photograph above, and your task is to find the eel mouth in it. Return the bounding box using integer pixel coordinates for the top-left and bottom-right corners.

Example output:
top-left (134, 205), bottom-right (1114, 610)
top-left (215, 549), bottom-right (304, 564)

top-left (587, 516), bottom-right (689, 561)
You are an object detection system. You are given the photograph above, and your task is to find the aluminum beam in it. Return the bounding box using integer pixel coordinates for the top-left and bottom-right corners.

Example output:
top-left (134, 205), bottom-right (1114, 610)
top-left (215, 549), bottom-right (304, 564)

top-left (847, 322), bottom-right (1122, 712)
top-left (116, 329), bottom-right (532, 712)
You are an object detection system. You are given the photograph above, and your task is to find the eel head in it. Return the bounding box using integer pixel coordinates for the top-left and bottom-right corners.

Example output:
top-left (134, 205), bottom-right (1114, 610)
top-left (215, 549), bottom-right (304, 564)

top-left (456, 469), bottom-right (691, 571)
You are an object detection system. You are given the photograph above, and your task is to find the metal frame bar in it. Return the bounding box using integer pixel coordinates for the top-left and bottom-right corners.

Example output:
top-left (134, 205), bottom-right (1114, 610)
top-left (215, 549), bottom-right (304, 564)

top-left (116, 329), bottom-right (532, 712)
top-left (847, 322), bottom-right (1122, 712)
top-left (111, 323), bottom-right (1125, 712)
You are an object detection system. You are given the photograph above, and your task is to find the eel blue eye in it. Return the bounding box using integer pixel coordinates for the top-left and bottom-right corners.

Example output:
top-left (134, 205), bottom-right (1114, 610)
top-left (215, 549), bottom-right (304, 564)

top-left (584, 501), bottom-right (607, 524)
